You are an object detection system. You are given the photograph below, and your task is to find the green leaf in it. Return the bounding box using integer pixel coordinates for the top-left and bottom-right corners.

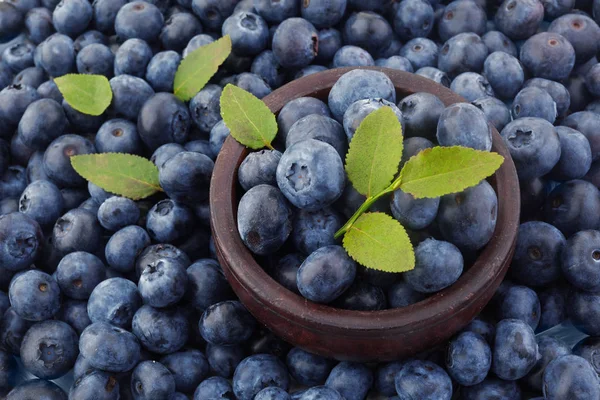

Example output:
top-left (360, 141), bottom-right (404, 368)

top-left (220, 84), bottom-right (277, 150)
top-left (345, 106), bottom-right (403, 198)
top-left (71, 153), bottom-right (162, 200)
top-left (54, 74), bottom-right (112, 116)
top-left (399, 146), bottom-right (504, 199)
top-left (173, 35), bottom-right (232, 101)
top-left (343, 212), bottom-right (415, 273)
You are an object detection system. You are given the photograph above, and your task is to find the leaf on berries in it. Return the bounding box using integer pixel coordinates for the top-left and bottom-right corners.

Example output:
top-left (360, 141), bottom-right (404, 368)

top-left (345, 106), bottom-right (403, 198)
top-left (54, 74), bottom-right (112, 116)
top-left (399, 146), bottom-right (504, 199)
top-left (71, 153), bottom-right (162, 200)
top-left (173, 34), bottom-right (232, 101)
top-left (343, 212), bottom-right (414, 273)
top-left (220, 84), bottom-right (277, 150)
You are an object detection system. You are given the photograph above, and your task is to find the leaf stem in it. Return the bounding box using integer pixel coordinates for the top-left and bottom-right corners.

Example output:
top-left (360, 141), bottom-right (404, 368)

top-left (334, 184), bottom-right (397, 239)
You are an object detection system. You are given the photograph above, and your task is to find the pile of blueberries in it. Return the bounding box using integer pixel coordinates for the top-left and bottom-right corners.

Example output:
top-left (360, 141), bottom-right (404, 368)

top-left (0, 0), bottom-right (600, 398)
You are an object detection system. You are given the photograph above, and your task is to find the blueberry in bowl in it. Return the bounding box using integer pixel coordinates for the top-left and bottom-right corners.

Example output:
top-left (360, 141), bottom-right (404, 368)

top-left (210, 67), bottom-right (520, 362)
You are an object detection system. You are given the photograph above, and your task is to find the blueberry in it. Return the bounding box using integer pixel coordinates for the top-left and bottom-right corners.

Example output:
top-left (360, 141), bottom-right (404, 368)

top-left (446, 331), bottom-right (491, 386)
top-left (277, 97), bottom-right (331, 141)
top-left (253, 0), bottom-right (298, 23)
top-left (375, 56), bottom-right (414, 72)
top-left (565, 74), bottom-right (591, 113)
top-left (92, 0), bottom-right (126, 34)
top-left (159, 151), bottom-right (213, 204)
top-left (538, 286), bottom-right (567, 332)
top-left (56, 251), bottom-right (105, 300)
top-left (199, 300), bottom-right (256, 345)
top-left (450, 72), bottom-right (494, 102)
top-left (151, 143), bottom-right (185, 167)
top-left (568, 288), bottom-right (600, 335)
top-left (510, 221), bottom-right (566, 287)
top-left (12, 66), bottom-right (46, 89)
top-left (137, 92), bottom-right (190, 151)
top-left (251, 50), bottom-right (284, 89)
top-left (436, 103), bottom-right (492, 151)
top-left (399, 38), bottom-right (438, 70)
top-left (291, 207), bottom-right (342, 255)
top-left (25, 7), bottom-right (54, 44)
top-left (223, 12), bottom-right (269, 57)
top-left (500, 118), bottom-right (561, 180)
top-left (0, 84), bottom-right (41, 132)
top-left (52, 0), bottom-right (92, 37)
top-left (159, 350), bottom-right (209, 394)
top-left (387, 281), bottom-right (427, 308)
top-left (75, 43), bottom-right (114, 77)
top-left (342, 98), bottom-right (402, 142)
top-left (562, 229), bottom-right (600, 292)
top-left (193, 376), bottom-right (234, 400)
top-left (299, 386), bottom-right (343, 400)
top-left (229, 72), bottom-right (272, 99)
top-left (285, 347), bottom-right (332, 387)
top-left (520, 32), bottom-right (575, 81)
top-left (302, 0), bottom-right (346, 28)
top-left (472, 96), bottom-right (511, 131)
top-left (297, 245), bottom-right (356, 304)
top-left (436, 180), bottom-right (497, 251)
top-left (460, 377), bottom-right (521, 399)
top-left (0, 349), bottom-right (15, 391)
top-left (70, 370), bottom-right (120, 400)
top-left (492, 319), bottom-right (539, 380)
top-left (35, 33), bottom-right (75, 77)
top-left (3, 42), bottom-right (35, 73)
top-left (497, 285), bottom-right (541, 330)
top-left (495, 0), bottom-right (544, 40)
top-left (482, 31), bottom-right (518, 57)
top-left (95, 118), bottom-right (142, 155)
top-left (6, 379), bottom-right (67, 400)
top-left (160, 12), bottom-right (202, 52)
top-left (138, 257), bottom-right (188, 308)
top-left (18, 180), bottom-right (63, 229)
top-left (79, 322), bottom-right (140, 374)
top-left (115, 1), bottom-right (163, 42)
top-left (109, 74), bottom-right (154, 121)
top-left (405, 238), bottom-right (463, 293)
top-left (37, 79), bottom-right (63, 103)
top-left (185, 259), bottom-right (233, 312)
top-left (131, 361), bottom-right (176, 400)
top-left (272, 18), bottom-right (318, 69)
top-left (315, 28), bottom-right (342, 63)
top-left (145, 51), bottom-right (180, 92)
top-left (543, 179), bottom-right (600, 237)
top-left (438, 0), bottom-right (486, 42)
top-left (132, 305), bottom-right (189, 354)
top-left (0, 166), bottom-right (27, 199)
top-left (375, 362), bottom-right (405, 396)
top-left (271, 253), bottom-right (303, 295)
top-left (189, 84), bottom-right (222, 134)
top-left (135, 243), bottom-right (191, 279)
top-left (394, 360), bottom-right (452, 400)
top-left (238, 149), bottom-right (281, 191)
top-left (333, 281), bottom-right (386, 311)
top-left (73, 29), bottom-right (108, 52)
top-left (9, 269), bottom-right (59, 321)
top-left (97, 197), bottom-right (140, 231)
top-left (482, 52), bottom-right (523, 101)
top-left (525, 336), bottom-right (571, 391)
top-left (56, 299), bottom-right (91, 335)
top-left (62, 99), bottom-right (103, 133)
top-left (87, 277), bottom-right (142, 328)
top-left (512, 87), bottom-right (557, 123)
top-left (343, 11), bottom-right (393, 54)
top-left (255, 387), bottom-right (291, 400)
top-left (233, 354), bottom-right (290, 400)
top-left (572, 336), bottom-right (600, 375)
top-left (105, 227), bottom-right (149, 274)
top-left (182, 33), bottom-right (214, 58)
top-left (438, 33), bottom-right (488, 77)
top-left (543, 355), bottom-right (600, 399)
top-left (397, 92), bottom-right (444, 140)
top-left (206, 343), bottom-right (245, 378)
top-left (52, 208), bottom-right (102, 255)
top-left (561, 111), bottom-right (600, 161)
top-left (548, 14), bottom-right (600, 65)
top-left (525, 79), bottom-right (570, 119)
top-left (393, 0), bottom-right (434, 42)
top-left (332, 45), bottom-right (375, 67)
top-left (0, 3), bottom-right (23, 43)
top-left (43, 134), bottom-right (96, 188)
top-left (20, 320), bottom-right (78, 379)
top-left (0, 198), bottom-right (18, 215)
top-left (113, 39), bottom-right (152, 78)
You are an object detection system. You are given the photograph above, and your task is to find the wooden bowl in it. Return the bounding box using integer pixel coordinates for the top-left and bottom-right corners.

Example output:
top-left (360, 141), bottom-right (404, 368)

top-left (209, 67), bottom-right (520, 362)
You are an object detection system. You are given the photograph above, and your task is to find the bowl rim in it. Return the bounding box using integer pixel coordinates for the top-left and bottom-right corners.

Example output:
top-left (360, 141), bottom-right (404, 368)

top-left (210, 66), bottom-right (520, 336)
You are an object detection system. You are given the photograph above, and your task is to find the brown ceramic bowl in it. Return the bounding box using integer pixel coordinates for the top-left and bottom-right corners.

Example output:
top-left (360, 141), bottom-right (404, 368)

top-left (210, 67), bottom-right (520, 362)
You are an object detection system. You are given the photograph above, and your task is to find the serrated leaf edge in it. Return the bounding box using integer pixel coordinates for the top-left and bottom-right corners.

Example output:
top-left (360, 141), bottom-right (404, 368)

top-left (399, 146), bottom-right (504, 199)
top-left (70, 153), bottom-right (162, 201)
top-left (54, 74), bottom-right (112, 116)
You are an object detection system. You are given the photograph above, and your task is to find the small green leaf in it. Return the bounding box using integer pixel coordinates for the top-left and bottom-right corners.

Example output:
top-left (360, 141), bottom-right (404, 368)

top-left (71, 153), bottom-right (162, 200)
top-left (54, 74), bottom-right (112, 116)
top-left (399, 146), bottom-right (504, 199)
top-left (343, 212), bottom-right (414, 273)
top-left (173, 35), bottom-right (232, 101)
top-left (220, 84), bottom-right (277, 150)
top-left (345, 107), bottom-right (403, 198)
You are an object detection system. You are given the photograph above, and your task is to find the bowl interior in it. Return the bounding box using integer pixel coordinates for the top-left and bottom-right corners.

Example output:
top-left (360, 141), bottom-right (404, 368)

top-left (210, 67), bottom-right (520, 359)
